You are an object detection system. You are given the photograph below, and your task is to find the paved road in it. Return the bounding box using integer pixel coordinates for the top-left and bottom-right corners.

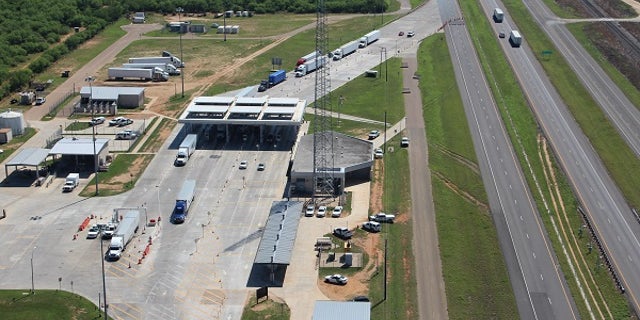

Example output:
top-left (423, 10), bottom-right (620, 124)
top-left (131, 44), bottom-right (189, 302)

top-left (483, 0), bottom-right (640, 315)
top-left (438, 0), bottom-right (579, 319)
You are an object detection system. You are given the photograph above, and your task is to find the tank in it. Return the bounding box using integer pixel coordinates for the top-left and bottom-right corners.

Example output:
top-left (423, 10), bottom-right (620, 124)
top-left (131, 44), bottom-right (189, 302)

top-left (0, 110), bottom-right (25, 135)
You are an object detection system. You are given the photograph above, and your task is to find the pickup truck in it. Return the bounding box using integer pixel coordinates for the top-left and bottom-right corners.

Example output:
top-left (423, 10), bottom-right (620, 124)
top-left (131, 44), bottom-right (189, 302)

top-left (369, 213), bottom-right (396, 223)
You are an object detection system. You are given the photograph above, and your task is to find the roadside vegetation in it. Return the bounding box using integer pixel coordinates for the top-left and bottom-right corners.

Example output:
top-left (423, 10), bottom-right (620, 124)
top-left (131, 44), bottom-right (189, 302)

top-left (241, 295), bottom-right (290, 320)
top-left (0, 290), bottom-right (109, 320)
top-left (80, 154), bottom-right (153, 197)
top-left (418, 33), bottom-right (518, 319)
top-left (462, 0), bottom-right (633, 317)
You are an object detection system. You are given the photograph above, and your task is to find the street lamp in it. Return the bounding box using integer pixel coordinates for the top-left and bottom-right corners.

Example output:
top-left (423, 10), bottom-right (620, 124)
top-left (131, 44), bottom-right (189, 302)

top-left (30, 246), bottom-right (36, 294)
top-left (85, 76), bottom-right (99, 195)
top-left (176, 7), bottom-right (185, 98)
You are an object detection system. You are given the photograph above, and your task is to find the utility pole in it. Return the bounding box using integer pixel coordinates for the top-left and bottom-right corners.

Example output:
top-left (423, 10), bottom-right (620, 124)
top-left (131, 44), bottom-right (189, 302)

top-left (176, 7), bottom-right (185, 98)
top-left (85, 76), bottom-right (99, 195)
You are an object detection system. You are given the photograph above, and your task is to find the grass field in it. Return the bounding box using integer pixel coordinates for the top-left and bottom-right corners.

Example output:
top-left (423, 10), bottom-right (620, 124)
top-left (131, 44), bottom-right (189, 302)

top-left (0, 290), bottom-right (106, 320)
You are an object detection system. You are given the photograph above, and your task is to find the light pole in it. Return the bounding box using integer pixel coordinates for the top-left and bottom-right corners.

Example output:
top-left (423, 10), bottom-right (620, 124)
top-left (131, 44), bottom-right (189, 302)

top-left (176, 7), bottom-right (185, 98)
top-left (30, 246), bottom-right (36, 294)
top-left (85, 76), bottom-right (99, 195)
top-left (100, 236), bottom-right (108, 320)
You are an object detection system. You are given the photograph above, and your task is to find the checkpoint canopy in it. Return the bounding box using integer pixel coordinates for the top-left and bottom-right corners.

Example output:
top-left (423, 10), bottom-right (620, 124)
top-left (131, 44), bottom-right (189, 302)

top-left (4, 148), bottom-right (51, 178)
top-left (49, 137), bottom-right (110, 167)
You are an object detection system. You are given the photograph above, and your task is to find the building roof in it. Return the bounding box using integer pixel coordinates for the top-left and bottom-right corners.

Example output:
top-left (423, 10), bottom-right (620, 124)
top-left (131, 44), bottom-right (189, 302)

top-left (49, 137), bottom-right (109, 155)
top-left (254, 201), bottom-right (303, 265)
top-left (292, 131), bottom-right (373, 174)
top-left (312, 301), bottom-right (371, 320)
top-left (80, 86), bottom-right (145, 100)
top-left (5, 148), bottom-right (51, 167)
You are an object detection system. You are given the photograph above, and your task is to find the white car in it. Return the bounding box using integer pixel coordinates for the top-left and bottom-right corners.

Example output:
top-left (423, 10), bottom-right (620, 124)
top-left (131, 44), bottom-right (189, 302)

top-left (401, 137), bottom-right (409, 147)
top-left (239, 160), bottom-right (248, 169)
top-left (109, 117), bottom-right (127, 126)
top-left (325, 274), bottom-right (348, 285)
top-left (374, 148), bottom-right (384, 159)
top-left (305, 205), bottom-right (315, 217)
top-left (368, 130), bottom-right (380, 140)
top-left (316, 206), bottom-right (327, 217)
top-left (86, 225), bottom-right (100, 239)
top-left (407, 31), bottom-right (415, 38)
top-left (35, 97), bottom-right (46, 105)
top-left (369, 212), bottom-right (396, 223)
top-left (332, 206), bottom-right (343, 218)
top-left (363, 221), bottom-right (382, 232)
top-left (90, 117), bottom-right (106, 126)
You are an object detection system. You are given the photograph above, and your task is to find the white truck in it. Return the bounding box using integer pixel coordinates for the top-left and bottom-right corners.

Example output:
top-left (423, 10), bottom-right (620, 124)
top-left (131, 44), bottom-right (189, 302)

top-left (122, 63), bottom-right (181, 75)
top-left (62, 173), bottom-right (80, 192)
top-left (358, 30), bottom-right (381, 48)
top-left (295, 56), bottom-right (327, 77)
top-left (332, 40), bottom-right (359, 61)
top-left (128, 56), bottom-right (184, 68)
top-left (493, 8), bottom-right (504, 23)
top-left (175, 134), bottom-right (197, 166)
top-left (107, 210), bottom-right (142, 261)
top-left (171, 180), bottom-right (196, 224)
top-left (108, 67), bottom-right (168, 82)
top-left (296, 51), bottom-right (319, 67)
top-left (509, 30), bottom-right (522, 47)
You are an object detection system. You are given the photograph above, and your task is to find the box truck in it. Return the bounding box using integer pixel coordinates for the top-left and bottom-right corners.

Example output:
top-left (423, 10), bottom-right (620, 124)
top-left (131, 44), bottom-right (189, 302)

top-left (332, 40), bottom-right (359, 60)
top-left (509, 30), bottom-right (522, 47)
top-left (62, 173), bottom-right (80, 192)
top-left (106, 210), bottom-right (142, 261)
top-left (171, 180), bottom-right (196, 224)
top-left (122, 63), bottom-right (180, 75)
top-left (175, 134), bottom-right (197, 166)
top-left (108, 68), bottom-right (168, 81)
top-left (493, 8), bottom-right (504, 23)
top-left (296, 51), bottom-right (319, 67)
top-left (358, 30), bottom-right (381, 48)
top-left (295, 56), bottom-right (327, 77)
top-left (128, 56), bottom-right (184, 68)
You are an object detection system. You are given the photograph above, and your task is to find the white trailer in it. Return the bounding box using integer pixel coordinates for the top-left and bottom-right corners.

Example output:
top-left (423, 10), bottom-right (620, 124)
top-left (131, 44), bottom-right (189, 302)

top-left (358, 30), bottom-right (381, 48)
top-left (175, 134), bottom-right (197, 166)
top-left (493, 8), bottom-right (504, 23)
top-left (295, 56), bottom-right (327, 77)
top-left (332, 40), bottom-right (359, 61)
top-left (128, 56), bottom-right (183, 68)
top-left (122, 63), bottom-right (180, 75)
top-left (296, 51), bottom-right (319, 67)
top-left (509, 30), bottom-right (522, 47)
top-left (107, 210), bottom-right (142, 260)
top-left (108, 67), bottom-right (168, 81)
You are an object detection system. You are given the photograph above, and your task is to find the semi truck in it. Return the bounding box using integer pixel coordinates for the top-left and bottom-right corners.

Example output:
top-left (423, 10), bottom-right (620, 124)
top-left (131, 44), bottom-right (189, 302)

top-left (295, 56), bottom-right (327, 77)
top-left (358, 30), bottom-right (381, 48)
top-left (171, 180), bottom-right (196, 224)
top-left (108, 67), bottom-right (168, 82)
top-left (62, 173), bottom-right (80, 192)
top-left (296, 51), bottom-right (319, 67)
top-left (258, 69), bottom-right (287, 92)
top-left (509, 30), bottom-right (522, 47)
top-left (332, 40), bottom-right (359, 61)
top-left (106, 210), bottom-right (142, 261)
top-left (493, 8), bottom-right (504, 23)
top-left (175, 134), bottom-right (197, 166)
top-left (122, 63), bottom-right (181, 75)
top-left (128, 56), bottom-right (184, 68)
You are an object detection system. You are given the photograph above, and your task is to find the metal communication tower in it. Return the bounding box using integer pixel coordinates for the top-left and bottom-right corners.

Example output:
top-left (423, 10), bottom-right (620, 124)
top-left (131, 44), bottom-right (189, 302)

top-left (312, 0), bottom-right (335, 198)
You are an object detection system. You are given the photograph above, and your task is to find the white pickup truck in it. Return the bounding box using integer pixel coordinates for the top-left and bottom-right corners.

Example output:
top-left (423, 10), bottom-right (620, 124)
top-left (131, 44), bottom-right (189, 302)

top-left (369, 213), bottom-right (396, 223)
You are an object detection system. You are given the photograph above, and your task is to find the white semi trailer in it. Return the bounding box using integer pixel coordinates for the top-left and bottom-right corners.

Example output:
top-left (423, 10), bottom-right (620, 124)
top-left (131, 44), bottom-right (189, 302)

top-left (122, 63), bottom-right (180, 75)
top-left (332, 40), bottom-right (359, 61)
top-left (295, 56), bottom-right (327, 77)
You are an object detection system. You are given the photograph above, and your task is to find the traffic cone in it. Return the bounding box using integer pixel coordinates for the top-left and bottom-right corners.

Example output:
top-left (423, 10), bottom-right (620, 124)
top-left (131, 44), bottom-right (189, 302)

top-left (128, 262), bottom-right (131, 268)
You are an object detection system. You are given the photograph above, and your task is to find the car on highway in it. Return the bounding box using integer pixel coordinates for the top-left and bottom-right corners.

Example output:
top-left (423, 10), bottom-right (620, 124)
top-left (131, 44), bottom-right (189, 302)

top-left (257, 163), bottom-right (265, 171)
top-left (368, 130), bottom-right (380, 140)
top-left (401, 137), bottom-right (409, 147)
top-left (398, 31), bottom-right (404, 36)
top-left (374, 148), bottom-right (384, 159)
top-left (407, 31), bottom-right (415, 38)
top-left (86, 225), bottom-right (100, 239)
top-left (239, 160), bottom-right (248, 169)
top-left (332, 206), bottom-right (343, 218)
top-left (35, 97), bottom-right (46, 105)
top-left (333, 227), bottom-right (353, 239)
top-left (369, 212), bottom-right (396, 223)
top-left (324, 274), bottom-right (348, 285)
top-left (316, 206), bottom-right (327, 218)
top-left (305, 205), bottom-right (315, 217)
top-left (362, 221), bottom-right (382, 232)
top-left (498, 31), bottom-right (506, 38)
top-left (90, 117), bottom-right (106, 126)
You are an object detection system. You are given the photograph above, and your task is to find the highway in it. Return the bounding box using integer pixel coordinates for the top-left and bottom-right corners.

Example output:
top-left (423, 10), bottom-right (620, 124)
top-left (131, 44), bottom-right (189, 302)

top-left (482, 0), bottom-right (640, 315)
top-left (437, 0), bottom-right (579, 319)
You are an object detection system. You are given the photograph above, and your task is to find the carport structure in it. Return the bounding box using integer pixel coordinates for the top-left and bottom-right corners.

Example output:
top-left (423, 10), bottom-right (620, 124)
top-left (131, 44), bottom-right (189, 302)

top-left (4, 148), bottom-right (51, 178)
top-left (253, 201), bottom-right (303, 284)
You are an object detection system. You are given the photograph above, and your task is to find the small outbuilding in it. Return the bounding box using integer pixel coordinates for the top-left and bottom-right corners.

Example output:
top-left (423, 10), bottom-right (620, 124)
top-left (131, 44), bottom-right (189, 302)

top-left (76, 86), bottom-right (145, 114)
top-left (312, 301), bottom-right (371, 320)
top-left (49, 137), bottom-right (110, 170)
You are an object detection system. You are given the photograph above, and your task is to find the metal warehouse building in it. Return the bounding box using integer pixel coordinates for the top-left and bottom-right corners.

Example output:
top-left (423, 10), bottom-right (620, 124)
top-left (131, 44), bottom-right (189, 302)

top-left (76, 86), bottom-right (145, 115)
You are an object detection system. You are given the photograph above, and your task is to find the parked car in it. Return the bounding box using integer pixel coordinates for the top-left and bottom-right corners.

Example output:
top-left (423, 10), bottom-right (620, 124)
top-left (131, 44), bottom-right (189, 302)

top-left (90, 117), bottom-right (106, 126)
top-left (362, 221), bottom-right (382, 232)
top-left (35, 97), bottom-right (46, 105)
top-left (368, 130), bottom-right (380, 140)
top-left (109, 117), bottom-right (127, 126)
top-left (305, 205), bottom-right (315, 217)
top-left (257, 163), bottom-right (265, 171)
top-left (118, 118), bottom-right (133, 127)
top-left (401, 137), bottom-right (410, 147)
top-left (316, 206), bottom-right (327, 218)
top-left (333, 227), bottom-right (353, 239)
top-left (239, 160), bottom-right (248, 169)
top-left (374, 148), bottom-right (384, 159)
top-left (86, 225), bottom-right (100, 239)
top-left (324, 274), bottom-right (348, 285)
top-left (369, 212), bottom-right (396, 223)
top-left (332, 206), bottom-right (343, 218)
top-left (407, 31), bottom-right (415, 38)
top-left (352, 295), bottom-right (370, 302)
